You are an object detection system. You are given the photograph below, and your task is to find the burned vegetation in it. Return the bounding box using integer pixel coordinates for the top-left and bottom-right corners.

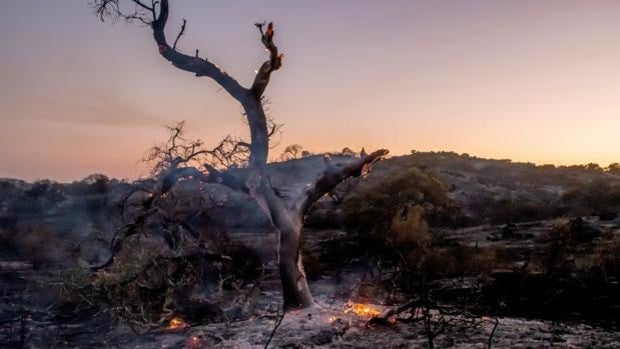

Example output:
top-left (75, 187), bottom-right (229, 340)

top-left (3, 148), bottom-right (620, 348)
top-left (2, 150), bottom-right (620, 347)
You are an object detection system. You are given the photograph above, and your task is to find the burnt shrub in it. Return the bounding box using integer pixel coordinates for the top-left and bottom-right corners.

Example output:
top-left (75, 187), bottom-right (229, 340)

top-left (0, 226), bottom-right (75, 269)
top-left (593, 234), bottom-right (620, 278)
top-left (342, 167), bottom-right (456, 254)
top-left (545, 218), bottom-right (601, 249)
top-left (341, 167), bottom-right (470, 301)
top-left (490, 196), bottom-right (563, 224)
top-left (562, 179), bottom-right (620, 217)
top-left (481, 219), bottom-right (619, 319)
top-left (5, 180), bottom-right (66, 216)
top-left (58, 238), bottom-right (265, 326)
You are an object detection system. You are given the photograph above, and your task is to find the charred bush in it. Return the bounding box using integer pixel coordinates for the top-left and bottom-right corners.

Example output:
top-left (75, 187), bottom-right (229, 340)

top-left (479, 219), bottom-right (620, 320)
top-left (0, 227), bottom-right (76, 269)
top-left (342, 167), bottom-right (456, 256)
top-left (562, 179), bottom-right (620, 218)
top-left (58, 239), bottom-right (265, 327)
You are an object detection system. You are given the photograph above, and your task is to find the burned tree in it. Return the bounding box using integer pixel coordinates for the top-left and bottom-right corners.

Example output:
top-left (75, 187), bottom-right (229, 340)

top-left (93, 0), bottom-right (387, 310)
top-left (280, 144), bottom-right (305, 161)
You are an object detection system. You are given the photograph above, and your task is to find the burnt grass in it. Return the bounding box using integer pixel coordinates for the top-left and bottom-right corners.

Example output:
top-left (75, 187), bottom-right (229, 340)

top-left (1, 218), bottom-right (619, 348)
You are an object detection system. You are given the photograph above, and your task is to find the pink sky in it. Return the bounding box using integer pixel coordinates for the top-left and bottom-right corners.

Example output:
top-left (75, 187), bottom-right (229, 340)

top-left (1, 1), bottom-right (619, 181)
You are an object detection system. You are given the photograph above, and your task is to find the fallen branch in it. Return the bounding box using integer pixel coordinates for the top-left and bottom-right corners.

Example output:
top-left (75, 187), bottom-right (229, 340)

top-left (487, 317), bottom-right (499, 349)
top-left (368, 298), bottom-right (418, 325)
top-left (264, 307), bottom-right (285, 348)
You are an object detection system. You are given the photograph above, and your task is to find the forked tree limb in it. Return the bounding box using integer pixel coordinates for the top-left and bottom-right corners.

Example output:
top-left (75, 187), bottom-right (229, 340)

top-left (151, 0), bottom-right (248, 101)
top-left (172, 18), bottom-right (187, 51)
top-left (95, 0), bottom-right (282, 166)
top-left (251, 22), bottom-right (283, 98)
top-left (151, 1), bottom-right (282, 101)
top-left (293, 149), bottom-right (389, 215)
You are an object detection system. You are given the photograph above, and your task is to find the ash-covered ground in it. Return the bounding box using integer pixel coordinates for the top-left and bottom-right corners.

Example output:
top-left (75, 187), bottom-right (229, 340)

top-left (1, 223), bottom-right (619, 348)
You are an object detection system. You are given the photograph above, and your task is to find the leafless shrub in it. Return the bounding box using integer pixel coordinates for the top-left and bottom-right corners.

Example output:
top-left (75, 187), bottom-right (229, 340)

top-left (145, 121), bottom-right (250, 177)
top-left (278, 144), bottom-right (304, 161)
top-left (58, 237), bottom-right (266, 327)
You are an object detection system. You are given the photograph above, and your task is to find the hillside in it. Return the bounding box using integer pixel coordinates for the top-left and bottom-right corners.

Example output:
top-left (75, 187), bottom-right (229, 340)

top-left (1, 152), bottom-right (619, 347)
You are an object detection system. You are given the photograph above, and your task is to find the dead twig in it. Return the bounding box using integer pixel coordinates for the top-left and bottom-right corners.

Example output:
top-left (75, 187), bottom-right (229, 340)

top-left (264, 307), bottom-right (285, 349)
top-left (172, 19), bottom-right (186, 51)
top-left (487, 317), bottom-right (499, 349)
top-left (369, 298), bottom-right (418, 325)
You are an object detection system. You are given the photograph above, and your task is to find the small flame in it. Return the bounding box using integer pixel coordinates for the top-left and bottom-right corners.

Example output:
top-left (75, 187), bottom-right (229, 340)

top-left (343, 301), bottom-right (380, 317)
top-left (185, 335), bottom-right (201, 349)
top-left (167, 316), bottom-right (187, 330)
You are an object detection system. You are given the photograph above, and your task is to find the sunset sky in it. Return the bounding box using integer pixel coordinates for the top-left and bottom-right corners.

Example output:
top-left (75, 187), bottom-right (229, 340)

top-left (1, 1), bottom-right (619, 181)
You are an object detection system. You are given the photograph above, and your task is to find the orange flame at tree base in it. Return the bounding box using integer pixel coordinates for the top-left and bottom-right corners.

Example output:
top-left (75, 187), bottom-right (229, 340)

top-left (343, 301), bottom-right (381, 317)
top-left (167, 316), bottom-right (188, 330)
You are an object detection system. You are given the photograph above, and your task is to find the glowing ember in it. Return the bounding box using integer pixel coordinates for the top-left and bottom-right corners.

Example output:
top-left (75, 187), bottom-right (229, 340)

top-left (167, 316), bottom-right (187, 330)
top-left (185, 335), bottom-right (201, 349)
top-left (343, 301), bottom-right (380, 317)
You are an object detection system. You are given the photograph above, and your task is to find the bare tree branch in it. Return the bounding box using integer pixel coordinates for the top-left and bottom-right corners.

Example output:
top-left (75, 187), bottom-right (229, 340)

top-left (152, 0), bottom-right (247, 100)
top-left (132, 0), bottom-right (154, 12)
top-left (264, 307), bottom-right (285, 348)
top-left (144, 121), bottom-right (250, 176)
top-left (172, 18), bottom-right (187, 51)
top-left (487, 318), bottom-right (499, 349)
top-left (94, 0), bottom-right (155, 24)
top-left (251, 22), bottom-right (283, 98)
top-left (294, 149), bottom-right (389, 215)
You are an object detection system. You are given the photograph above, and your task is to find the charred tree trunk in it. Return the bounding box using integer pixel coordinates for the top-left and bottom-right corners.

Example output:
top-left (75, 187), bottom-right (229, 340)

top-left (276, 218), bottom-right (314, 309)
top-left (262, 185), bottom-right (315, 309)
top-left (243, 80), bottom-right (314, 310)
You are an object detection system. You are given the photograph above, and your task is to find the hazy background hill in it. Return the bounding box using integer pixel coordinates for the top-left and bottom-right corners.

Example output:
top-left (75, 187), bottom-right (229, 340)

top-left (2, 151), bottom-right (620, 230)
top-left (1, 151), bottom-right (619, 266)
top-left (371, 151), bottom-right (620, 225)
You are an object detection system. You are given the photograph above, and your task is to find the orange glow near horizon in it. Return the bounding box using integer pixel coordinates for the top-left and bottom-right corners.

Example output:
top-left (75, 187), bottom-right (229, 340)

top-left (1, 1), bottom-right (619, 181)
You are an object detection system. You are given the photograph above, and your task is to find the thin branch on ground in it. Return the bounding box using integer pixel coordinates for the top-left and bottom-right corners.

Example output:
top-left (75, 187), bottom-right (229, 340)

top-left (488, 317), bottom-right (499, 349)
top-left (264, 307), bottom-right (285, 349)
